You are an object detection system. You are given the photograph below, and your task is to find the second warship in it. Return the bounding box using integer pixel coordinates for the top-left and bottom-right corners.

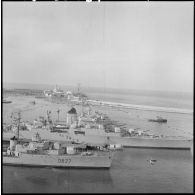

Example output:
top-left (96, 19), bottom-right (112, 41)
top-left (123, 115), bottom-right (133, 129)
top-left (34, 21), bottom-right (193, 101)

top-left (3, 107), bottom-right (193, 150)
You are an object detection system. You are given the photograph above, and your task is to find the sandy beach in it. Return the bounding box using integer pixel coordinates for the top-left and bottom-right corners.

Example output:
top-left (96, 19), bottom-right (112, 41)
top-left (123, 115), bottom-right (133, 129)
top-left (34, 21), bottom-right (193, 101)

top-left (87, 100), bottom-right (193, 114)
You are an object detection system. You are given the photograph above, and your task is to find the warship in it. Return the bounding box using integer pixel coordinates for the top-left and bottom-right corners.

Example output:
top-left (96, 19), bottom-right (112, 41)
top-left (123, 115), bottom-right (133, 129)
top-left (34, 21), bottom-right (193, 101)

top-left (3, 133), bottom-right (113, 168)
top-left (3, 107), bottom-right (193, 150)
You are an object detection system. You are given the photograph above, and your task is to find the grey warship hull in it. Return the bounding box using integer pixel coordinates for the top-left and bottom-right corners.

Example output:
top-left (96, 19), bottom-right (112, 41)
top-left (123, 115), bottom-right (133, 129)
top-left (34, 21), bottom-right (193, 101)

top-left (3, 152), bottom-right (112, 168)
top-left (3, 129), bottom-right (193, 150)
top-left (70, 134), bottom-right (193, 150)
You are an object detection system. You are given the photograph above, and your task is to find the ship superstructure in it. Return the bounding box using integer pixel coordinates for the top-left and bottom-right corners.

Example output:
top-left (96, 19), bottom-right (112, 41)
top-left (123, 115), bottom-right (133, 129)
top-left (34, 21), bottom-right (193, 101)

top-left (3, 133), bottom-right (113, 168)
top-left (3, 107), bottom-right (193, 150)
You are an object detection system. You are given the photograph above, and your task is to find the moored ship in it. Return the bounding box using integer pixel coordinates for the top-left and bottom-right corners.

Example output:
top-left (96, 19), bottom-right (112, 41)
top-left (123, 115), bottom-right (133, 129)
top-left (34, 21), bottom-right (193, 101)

top-left (148, 116), bottom-right (167, 123)
top-left (3, 99), bottom-right (12, 104)
top-left (3, 134), bottom-right (113, 168)
top-left (3, 106), bottom-right (193, 150)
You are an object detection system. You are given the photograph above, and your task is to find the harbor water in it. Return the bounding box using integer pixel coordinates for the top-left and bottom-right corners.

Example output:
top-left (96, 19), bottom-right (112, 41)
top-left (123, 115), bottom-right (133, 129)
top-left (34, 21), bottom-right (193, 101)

top-left (2, 85), bottom-right (193, 193)
top-left (3, 148), bottom-right (193, 193)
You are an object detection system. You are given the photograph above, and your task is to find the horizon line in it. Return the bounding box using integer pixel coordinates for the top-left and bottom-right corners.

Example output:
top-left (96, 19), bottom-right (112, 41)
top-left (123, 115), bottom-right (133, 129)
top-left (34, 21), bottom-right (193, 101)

top-left (3, 81), bottom-right (193, 94)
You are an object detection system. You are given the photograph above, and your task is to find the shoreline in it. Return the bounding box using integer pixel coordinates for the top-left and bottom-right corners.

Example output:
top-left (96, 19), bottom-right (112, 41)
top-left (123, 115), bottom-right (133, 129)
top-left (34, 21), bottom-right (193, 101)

top-left (3, 88), bottom-right (193, 114)
top-left (86, 100), bottom-right (193, 114)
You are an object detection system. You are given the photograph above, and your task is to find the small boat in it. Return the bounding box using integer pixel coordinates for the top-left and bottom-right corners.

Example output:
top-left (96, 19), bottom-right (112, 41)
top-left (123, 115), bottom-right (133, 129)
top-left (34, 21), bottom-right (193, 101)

top-left (3, 99), bottom-right (12, 104)
top-left (148, 116), bottom-right (167, 123)
top-left (147, 158), bottom-right (157, 165)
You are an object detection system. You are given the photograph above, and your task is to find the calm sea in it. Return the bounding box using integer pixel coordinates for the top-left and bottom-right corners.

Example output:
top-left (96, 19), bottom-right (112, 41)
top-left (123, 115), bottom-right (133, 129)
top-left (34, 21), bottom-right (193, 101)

top-left (3, 149), bottom-right (193, 193)
top-left (2, 83), bottom-right (194, 193)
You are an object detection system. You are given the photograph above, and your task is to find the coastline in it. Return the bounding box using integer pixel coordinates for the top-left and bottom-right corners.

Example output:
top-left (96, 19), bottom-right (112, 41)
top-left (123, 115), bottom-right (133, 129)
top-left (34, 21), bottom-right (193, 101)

top-left (3, 87), bottom-right (193, 114)
top-left (86, 100), bottom-right (193, 114)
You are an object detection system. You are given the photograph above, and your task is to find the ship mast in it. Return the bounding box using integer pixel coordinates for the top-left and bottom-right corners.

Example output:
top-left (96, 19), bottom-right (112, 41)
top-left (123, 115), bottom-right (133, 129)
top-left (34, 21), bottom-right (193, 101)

top-left (77, 83), bottom-right (80, 94)
top-left (57, 109), bottom-right (60, 122)
top-left (47, 110), bottom-right (52, 125)
top-left (11, 111), bottom-right (21, 139)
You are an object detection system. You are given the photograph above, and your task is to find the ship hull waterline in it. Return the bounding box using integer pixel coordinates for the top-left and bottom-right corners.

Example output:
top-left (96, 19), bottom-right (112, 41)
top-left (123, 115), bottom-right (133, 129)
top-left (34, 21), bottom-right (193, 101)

top-left (3, 153), bottom-right (112, 169)
top-left (3, 129), bottom-right (193, 150)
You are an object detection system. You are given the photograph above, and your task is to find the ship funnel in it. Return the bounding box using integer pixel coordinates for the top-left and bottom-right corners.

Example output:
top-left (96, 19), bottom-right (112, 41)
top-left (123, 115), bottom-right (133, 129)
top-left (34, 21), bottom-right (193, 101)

top-left (10, 136), bottom-right (18, 151)
top-left (66, 107), bottom-right (78, 126)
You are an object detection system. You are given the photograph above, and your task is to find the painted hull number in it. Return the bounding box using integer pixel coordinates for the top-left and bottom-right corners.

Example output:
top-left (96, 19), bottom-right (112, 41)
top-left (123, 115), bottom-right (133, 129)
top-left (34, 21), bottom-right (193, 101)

top-left (58, 158), bottom-right (71, 164)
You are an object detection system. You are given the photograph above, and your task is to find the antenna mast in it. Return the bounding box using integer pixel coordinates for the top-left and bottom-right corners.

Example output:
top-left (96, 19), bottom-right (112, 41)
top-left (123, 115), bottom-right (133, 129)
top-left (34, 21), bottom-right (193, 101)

top-left (11, 111), bottom-right (21, 139)
top-left (77, 83), bottom-right (80, 94)
top-left (57, 109), bottom-right (60, 122)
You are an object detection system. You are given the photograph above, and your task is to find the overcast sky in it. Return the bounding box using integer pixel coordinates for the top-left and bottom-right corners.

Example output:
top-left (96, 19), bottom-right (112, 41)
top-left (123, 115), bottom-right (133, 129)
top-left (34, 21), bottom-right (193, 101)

top-left (3, 2), bottom-right (193, 92)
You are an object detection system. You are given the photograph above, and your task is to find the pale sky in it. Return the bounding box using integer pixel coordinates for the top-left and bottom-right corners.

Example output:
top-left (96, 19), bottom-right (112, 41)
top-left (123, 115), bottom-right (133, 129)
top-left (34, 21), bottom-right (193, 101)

top-left (3, 2), bottom-right (194, 92)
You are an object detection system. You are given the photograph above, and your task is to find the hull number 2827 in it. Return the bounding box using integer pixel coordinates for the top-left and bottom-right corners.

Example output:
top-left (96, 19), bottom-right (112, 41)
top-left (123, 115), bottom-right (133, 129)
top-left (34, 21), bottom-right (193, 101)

top-left (58, 158), bottom-right (71, 164)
